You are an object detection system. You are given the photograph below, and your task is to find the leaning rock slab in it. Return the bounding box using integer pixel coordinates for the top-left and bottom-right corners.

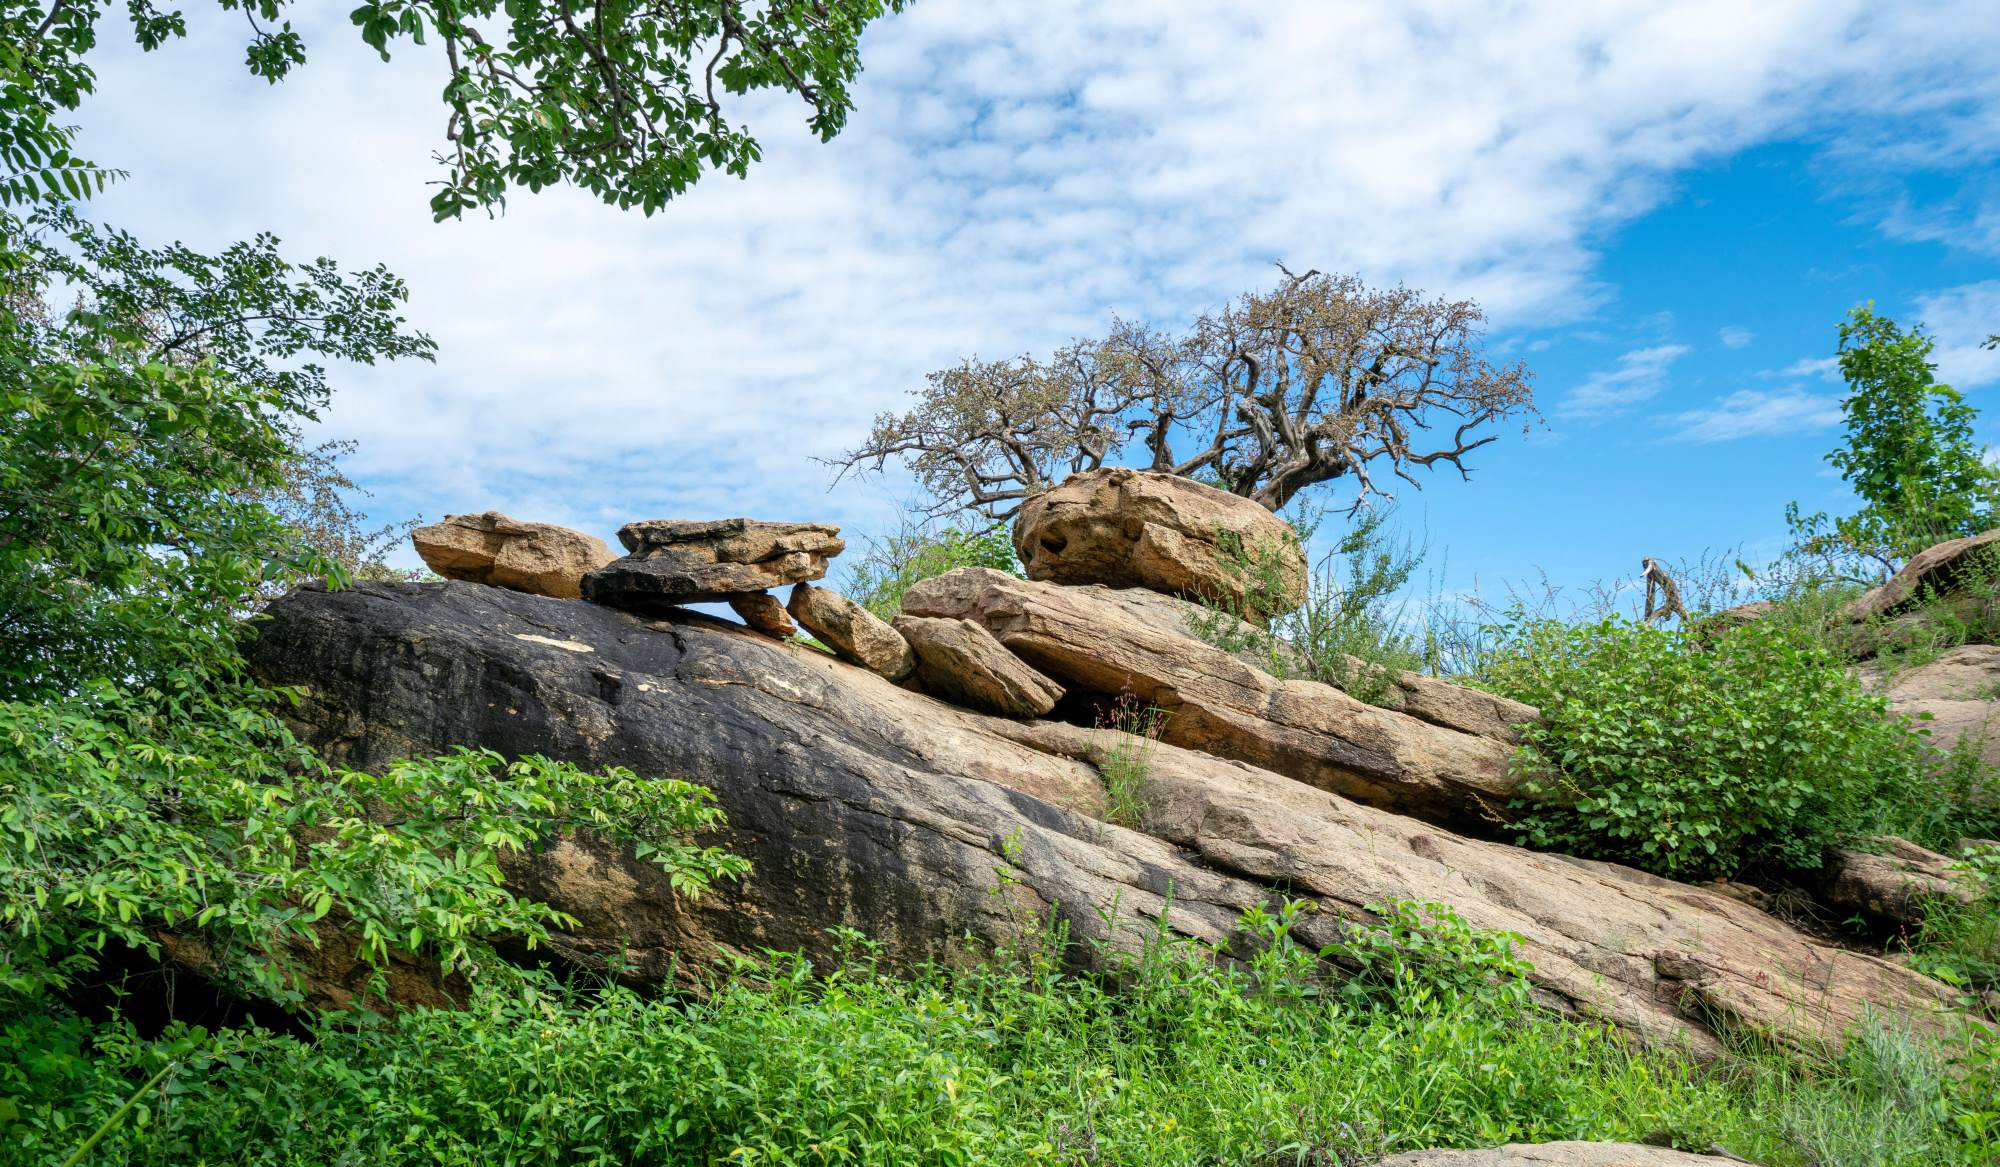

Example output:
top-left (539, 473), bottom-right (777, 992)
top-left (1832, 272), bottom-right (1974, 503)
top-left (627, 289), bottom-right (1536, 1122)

top-left (1378, 1144), bottom-right (1746, 1166)
top-left (411, 512), bottom-right (615, 599)
top-left (726, 592), bottom-right (796, 639)
top-left (903, 567), bottom-right (1520, 824)
top-left (1845, 527), bottom-right (2000, 622)
top-left (788, 582), bottom-right (915, 680)
top-left (1821, 836), bottom-right (1980, 929)
top-left (247, 581), bottom-right (1961, 1054)
top-left (1014, 468), bottom-right (1308, 618)
top-left (583, 518), bottom-right (843, 610)
top-left (893, 614), bottom-right (1063, 717)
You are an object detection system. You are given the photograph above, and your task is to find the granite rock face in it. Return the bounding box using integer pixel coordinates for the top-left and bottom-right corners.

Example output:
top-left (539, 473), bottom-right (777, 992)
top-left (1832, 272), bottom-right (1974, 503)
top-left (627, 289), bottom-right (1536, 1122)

top-left (901, 567), bottom-right (1522, 825)
top-left (246, 580), bottom-right (1961, 1054)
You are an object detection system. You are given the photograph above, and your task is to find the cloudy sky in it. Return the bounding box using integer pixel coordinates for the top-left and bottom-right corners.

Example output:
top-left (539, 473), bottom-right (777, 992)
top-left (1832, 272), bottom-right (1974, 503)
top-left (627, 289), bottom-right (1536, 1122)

top-left (73, 1), bottom-right (2000, 606)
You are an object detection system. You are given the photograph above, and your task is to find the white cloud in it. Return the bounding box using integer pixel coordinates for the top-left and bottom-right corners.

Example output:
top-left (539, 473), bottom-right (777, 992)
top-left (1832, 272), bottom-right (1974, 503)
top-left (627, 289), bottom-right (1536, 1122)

top-left (1664, 389), bottom-right (1843, 442)
top-left (1718, 326), bottom-right (1755, 349)
top-left (1914, 281), bottom-right (2000, 388)
top-left (1559, 344), bottom-right (1692, 419)
top-left (1776, 356), bottom-right (1842, 381)
top-left (59, 0), bottom-right (2000, 559)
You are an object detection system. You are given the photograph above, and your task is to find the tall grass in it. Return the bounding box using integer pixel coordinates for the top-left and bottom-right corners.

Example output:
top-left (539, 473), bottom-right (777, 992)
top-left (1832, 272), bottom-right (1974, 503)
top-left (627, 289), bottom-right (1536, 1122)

top-left (11, 902), bottom-right (1996, 1166)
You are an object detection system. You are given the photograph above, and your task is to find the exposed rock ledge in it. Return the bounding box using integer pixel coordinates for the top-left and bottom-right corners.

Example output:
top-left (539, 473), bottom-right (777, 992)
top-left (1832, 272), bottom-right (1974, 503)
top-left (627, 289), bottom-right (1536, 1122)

top-left (247, 581), bottom-right (1958, 1057)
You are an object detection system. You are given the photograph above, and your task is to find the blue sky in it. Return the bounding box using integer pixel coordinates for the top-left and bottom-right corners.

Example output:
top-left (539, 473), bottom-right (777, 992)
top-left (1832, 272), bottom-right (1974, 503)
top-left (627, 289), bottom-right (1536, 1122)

top-left (65, 0), bottom-right (2000, 612)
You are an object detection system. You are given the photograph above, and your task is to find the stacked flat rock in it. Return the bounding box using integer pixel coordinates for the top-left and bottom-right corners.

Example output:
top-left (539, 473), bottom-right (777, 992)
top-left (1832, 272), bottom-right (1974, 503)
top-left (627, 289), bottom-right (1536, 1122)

top-left (411, 511), bottom-right (615, 600)
top-left (582, 519), bottom-right (844, 624)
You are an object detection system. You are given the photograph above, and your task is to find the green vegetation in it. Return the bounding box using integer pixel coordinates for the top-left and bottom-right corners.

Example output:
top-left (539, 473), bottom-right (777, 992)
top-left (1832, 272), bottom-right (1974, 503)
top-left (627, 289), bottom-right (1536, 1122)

top-left (1786, 305), bottom-right (2000, 579)
top-left (2, 0), bottom-right (907, 219)
top-left (12, 901), bottom-right (1998, 1166)
top-left (1095, 697), bottom-right (1167, 828)
top-left (845, 522), bottom-right (1021, 620)
top-left (1905, 844), bottom-right (2000, 995)
top-left (1481, 614), bottom-right (1939, 879)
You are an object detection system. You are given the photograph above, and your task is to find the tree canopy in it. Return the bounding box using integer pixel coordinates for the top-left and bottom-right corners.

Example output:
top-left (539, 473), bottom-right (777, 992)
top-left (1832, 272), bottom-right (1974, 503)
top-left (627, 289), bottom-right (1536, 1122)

top-left (837, 269), bottom-right (1537, 520)
top-left (1787, 305), bottom-right (2000, 576)
top-left (2, 0), bottom-right (908, 218)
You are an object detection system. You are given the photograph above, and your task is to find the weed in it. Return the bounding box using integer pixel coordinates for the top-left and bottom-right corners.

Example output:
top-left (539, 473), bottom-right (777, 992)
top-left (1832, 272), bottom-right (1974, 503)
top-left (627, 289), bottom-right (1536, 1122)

top-left (1096, 696), bottom-right (1167, 829)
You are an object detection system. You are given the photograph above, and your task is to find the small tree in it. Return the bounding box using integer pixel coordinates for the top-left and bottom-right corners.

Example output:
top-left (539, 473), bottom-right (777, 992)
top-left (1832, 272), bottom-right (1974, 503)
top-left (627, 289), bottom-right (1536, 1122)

top-left (1788, 306), bottom-right (2000, 577)
top-left (836, 269), bottom-right (1537, 519)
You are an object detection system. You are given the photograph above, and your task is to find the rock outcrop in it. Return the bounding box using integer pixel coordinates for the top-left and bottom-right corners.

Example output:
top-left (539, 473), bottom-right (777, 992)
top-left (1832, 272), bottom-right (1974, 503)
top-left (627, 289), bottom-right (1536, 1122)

top-left (1378, 1145), bottom-right (1746, 1166)
top-left (1845, 527), bottom-right (2000, 622)
top-left (246, 580), bottom-right (1959, 1055)
top-left (1820, 836), bottom-right (1980, 929)
top-left (1014, 468), bottom-right (1309, 618)
top-left (583, 518), bottom-right (843, 610)
top-left (788, 582), bottom-right (916, 680)
top-left (1860, 644), bottom-right (2000, 767)
top-left (410, 512), bottom-right (615, 599)
top-left (894, 614), bottom-right (1064, 717)
top-left (902, 567), bottom-right (1521, 823)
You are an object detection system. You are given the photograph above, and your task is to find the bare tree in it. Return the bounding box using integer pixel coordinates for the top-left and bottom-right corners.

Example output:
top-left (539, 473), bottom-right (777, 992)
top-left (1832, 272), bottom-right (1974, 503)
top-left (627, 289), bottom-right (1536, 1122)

top-left (836, 268), bottom-right (1537, 519)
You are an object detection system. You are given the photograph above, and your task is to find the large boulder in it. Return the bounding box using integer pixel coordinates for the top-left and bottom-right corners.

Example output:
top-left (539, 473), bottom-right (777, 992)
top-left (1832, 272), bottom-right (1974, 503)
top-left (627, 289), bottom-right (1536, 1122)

top-left (788, 582), bottom-right (916, 680)
top-left (245, 580), bottom-right (1959, 1055)
top-left (1845, 528), bottom-right (2000, 622)
top-left (893, 614), bottom-right (1064, 717)
top-left (902, 567), bottom-right (1522, 824)
top-left (1014, 468), bottom-right (1308, 618)
top-left (1858, 644), bottom-right (2000, 767)
top-left (583, 518), bottom-right (843, 610)
top-left (411, 512), bottom-right (615, 599)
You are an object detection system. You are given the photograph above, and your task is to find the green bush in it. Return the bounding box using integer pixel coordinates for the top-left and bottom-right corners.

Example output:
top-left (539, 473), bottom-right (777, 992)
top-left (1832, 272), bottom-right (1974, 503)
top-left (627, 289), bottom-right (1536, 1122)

top-left (1485, 614), bottom-right (1929, 879)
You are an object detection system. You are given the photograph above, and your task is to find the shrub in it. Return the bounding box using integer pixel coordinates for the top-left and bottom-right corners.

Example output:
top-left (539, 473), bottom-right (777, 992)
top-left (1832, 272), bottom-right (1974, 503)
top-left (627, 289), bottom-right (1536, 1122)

top-left (1485, 614), bottom-right (1928, 879)
top-left (1198, 507), bottom-right (1427, 707)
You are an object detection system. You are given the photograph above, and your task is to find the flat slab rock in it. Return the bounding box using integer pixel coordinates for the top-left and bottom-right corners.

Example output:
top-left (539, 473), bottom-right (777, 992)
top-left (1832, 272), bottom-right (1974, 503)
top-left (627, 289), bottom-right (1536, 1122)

top-left (1845, 527), bottom-right (2000, 622)
top-left (247, 581), bottom-right (1959, 1055)
top-left (583, 518), bottom-right (843, 608)
top-left (902, 567), bottom-right (1525, 826)
top-left (1014, 468), bottom-right (1309, 618)
top-left (1379, 1144), bottom-right (1747, 1166)
top-left (411, 512), bottom-right (615, 600)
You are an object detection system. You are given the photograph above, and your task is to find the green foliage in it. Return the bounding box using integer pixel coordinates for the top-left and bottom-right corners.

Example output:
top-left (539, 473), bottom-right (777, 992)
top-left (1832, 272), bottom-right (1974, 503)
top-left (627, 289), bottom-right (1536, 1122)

top-left (0, 699), bottom-right (749, 1002)
top-left (9, 902), bottom-right (1995, 1166)
top-left (846, 522), bottom-right (1020, 621)
top-left (1318, 899), bottom-right (1533, 1013)
top-left (1196, 507), bottom-right (1426, 707)
top-left (1786, 306), bottom-right (2000, 578)
top-left (1905, 843), bottom-right (2000, 995)
top-left (1094, 696), bottom-right (1166, 829)
top-left (1, 0), bottom-right (904, 219)
top-left (0, 206), bottom-right (433, 700)
top-left (1485, 614), bottom-right (1930, 878)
